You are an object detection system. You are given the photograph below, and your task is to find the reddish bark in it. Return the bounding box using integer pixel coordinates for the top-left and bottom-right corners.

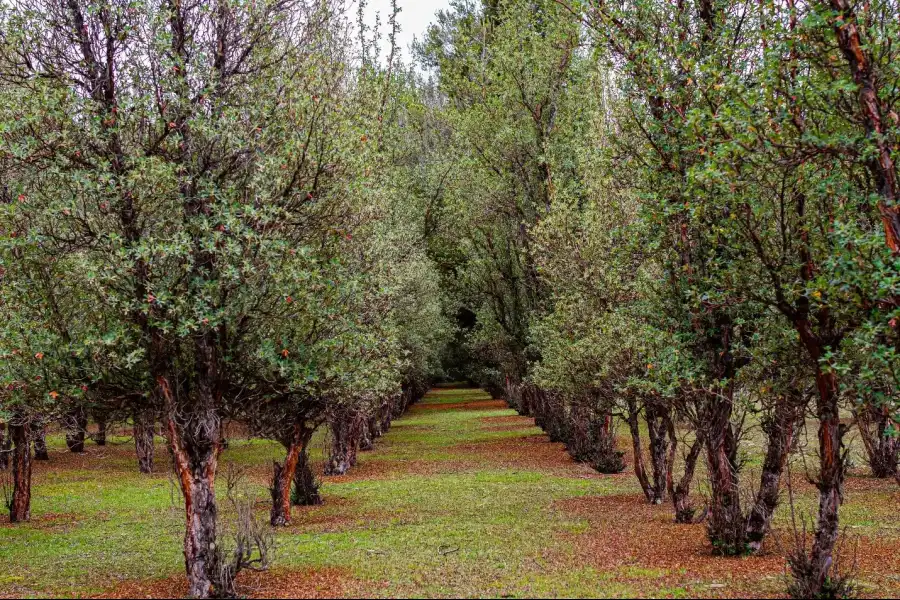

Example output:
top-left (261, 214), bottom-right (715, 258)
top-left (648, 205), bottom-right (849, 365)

top-left (826, 0), bottom-right (900, 253)
top-left (808, 370), bottom-right (845, 592)
top-left (703, 386), bottom-right (745, 554)
top-left (9, 417), bottom-right (32, 523)
top-left (270, 423), bottom-right (306, 527)
top-left (159, 377), bottom-right (229, 599)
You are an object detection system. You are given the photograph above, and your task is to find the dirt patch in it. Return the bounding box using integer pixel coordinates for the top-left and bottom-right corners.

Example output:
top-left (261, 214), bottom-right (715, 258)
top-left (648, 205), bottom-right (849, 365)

top-left (452, 434), bottom-right (606, 476)
top-left (554, 494), bottom-right (900, 599)
top-left (94, 567), bottom-right (360, 599)
top-left (478, 415), bottom-right (537, 432)
top-left (413, 399), bottom-right (509, 412)
top-left (30, 443), bottom-right (173, 477)
top-left (479, 415), bottom-right (532, 425)
top-left (0, 512), bottom-right (90, 532)
top-left (480, 424), bottom-right (535, 432)
top-left (283, 497), bottom-right (400, 534)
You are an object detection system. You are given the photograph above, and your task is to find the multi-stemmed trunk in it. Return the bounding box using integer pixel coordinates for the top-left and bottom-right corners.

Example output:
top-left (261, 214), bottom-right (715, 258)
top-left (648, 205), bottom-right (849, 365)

top-left (806, 370), bottom-right (846, 593)
top-left (670, 432), bottom-right (704, 524)
top-left (270, 423), bottom-right (315, 527)
top-left (347, 414), bottom-right (363, 469)
top-left (65, 406), bottom-right (88, 453)
top-left (292, 441), bottom-right (322, 507)
top-left (159, 377), bottom-right (232, 599)
top-left (703, 386), bottom-right (746, 555)
top-left (378, 400), bottom-right (393, 435)
top-left (8, 416), bottom-right (32, 523)
top-left (588, 410), bottom-right (624, 474)
top-left (745, 396), bottom-right (802, 554)
top-left (626, 399), bottom-right (671, 505)
top-left (134, 409), bottom-right (155, 474)
top-left (627, 396), bottom-right (702, 523)
top-left (856, 404), bottom-right (899, 479)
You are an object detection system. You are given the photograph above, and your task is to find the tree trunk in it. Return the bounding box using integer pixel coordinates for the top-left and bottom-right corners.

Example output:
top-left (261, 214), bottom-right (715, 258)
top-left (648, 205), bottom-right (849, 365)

top-left (626, 405), bottom-right (654, 502)
top-left (823, 0), bottom-right (900, 253)
top-left (270, 423), bottom-right (305, 527)
top-left (379, 399), bottom-right (393, 434)
top-left (589, 410), bottom-right (625, 474)
top-left (159, 378), bottom-right (232, 599)
top-left (292, 439), bottom-right (322, 507)
top-left (668, 415), bottom-right (704, 524)
top-left (93, 410), bottom-right (108, 446)
top-left (65, 406), bottom-right (88, 453)
top-left (359, 417), bottom-right (374, 452)
top-left (0, 423), bottom-right (10, 470)
top-left (347, 414), bottom-right (362, 468)
top-left (369, 412), bottom-right (384, 441)
top-left (9, 417), bottom-right (32, 523)
top-left (134, 410), bottom-right (155, 474)
top-left (745, 396), bottom-right (801, 554)
top-left (324, 413), bottom-right (351, 476)
top-left (646, 402), bottom-right (670, 503)
top-left (704, 386), bottom-right (746, 555)
top-left (856, 404), bottom-right (899, 479)
top-left (31, 418), bottom-right (49, 461)
top-left (808, 370), bottom-right (846, 594)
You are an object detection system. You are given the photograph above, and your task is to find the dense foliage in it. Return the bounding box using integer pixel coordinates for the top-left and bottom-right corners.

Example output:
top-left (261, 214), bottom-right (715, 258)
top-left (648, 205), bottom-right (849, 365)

top-left (0, 0), bottom-right (897, 598)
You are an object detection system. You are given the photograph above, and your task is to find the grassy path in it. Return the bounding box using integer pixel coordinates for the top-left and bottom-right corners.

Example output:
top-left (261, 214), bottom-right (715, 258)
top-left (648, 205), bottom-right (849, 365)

top-left (1, 387), bottom-right (898, 598)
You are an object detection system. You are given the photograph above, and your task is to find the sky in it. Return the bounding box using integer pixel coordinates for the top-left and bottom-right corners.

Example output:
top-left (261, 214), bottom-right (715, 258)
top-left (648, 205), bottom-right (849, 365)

top-left (363, 0), bottom-right (450, 62)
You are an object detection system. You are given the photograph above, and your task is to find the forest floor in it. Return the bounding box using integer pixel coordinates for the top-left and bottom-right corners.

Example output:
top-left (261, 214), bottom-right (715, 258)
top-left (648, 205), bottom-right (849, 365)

top-left (1, 386), bottom-right (898, 598)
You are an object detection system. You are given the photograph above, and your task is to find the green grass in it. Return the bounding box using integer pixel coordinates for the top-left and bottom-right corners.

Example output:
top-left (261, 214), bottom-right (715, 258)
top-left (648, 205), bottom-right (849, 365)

top-left (1, 387), bottom-right (897, 598)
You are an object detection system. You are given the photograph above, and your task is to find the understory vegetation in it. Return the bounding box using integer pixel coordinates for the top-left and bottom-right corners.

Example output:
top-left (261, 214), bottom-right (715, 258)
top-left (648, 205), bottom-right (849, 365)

top-left (0, 0), bottom-right (898, 598)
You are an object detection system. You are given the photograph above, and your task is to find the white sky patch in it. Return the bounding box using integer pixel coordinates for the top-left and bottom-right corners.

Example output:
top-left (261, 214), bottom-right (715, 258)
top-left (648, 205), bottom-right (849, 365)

top-left (362, 0), bottom-right (450, 63)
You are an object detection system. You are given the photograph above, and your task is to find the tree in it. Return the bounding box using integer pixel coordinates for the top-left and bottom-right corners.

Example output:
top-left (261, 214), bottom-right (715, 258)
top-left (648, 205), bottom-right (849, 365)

top-left (0, 0), bottom-right (381, 595)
